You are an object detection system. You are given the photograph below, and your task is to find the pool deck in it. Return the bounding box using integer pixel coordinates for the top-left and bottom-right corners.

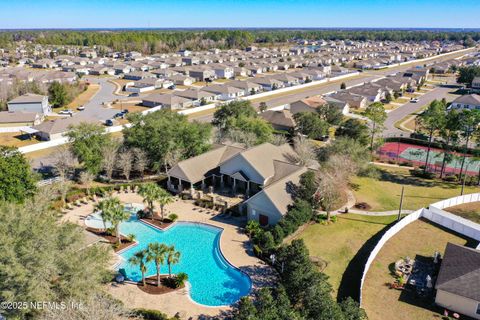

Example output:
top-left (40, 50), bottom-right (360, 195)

top-left (61, 192), bottom-right (275, 319)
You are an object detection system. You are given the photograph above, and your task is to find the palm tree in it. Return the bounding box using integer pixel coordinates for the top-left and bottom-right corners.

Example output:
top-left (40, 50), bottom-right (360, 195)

top-left (138, 183), bottom-right (161, 219)
top-left (147, 243), bottom-right (168, 287)
top-left (110, 203), bottom-right (130, 245)
top-left (166, 245), bottom-right (181, 278)
top-left (158, 188), bottom-right (174, 222)
top-left (129, 249), bottom-right (148, 286)
top-left (95, 197), bottom-right (121, 231)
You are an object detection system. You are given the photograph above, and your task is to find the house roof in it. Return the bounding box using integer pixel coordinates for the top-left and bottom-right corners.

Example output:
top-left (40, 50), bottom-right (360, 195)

top-left (173, 88), bottom-right (216, 100)
top-left (202, 84), bottom-right (243, 95)
top-left (227, 80), bottom-right (262, 91)
top-left (0, 111), bottom-right (39, 123)
top-left (8, 93), bottom-right (46, 104)
top-left (142, 93), bottom-right (190, 106)
top-left (33, 115), bottom-right (98, 135)
top-left (436, 242), bottom-right (480, 301)
top-left (451, 94), bottom-right (480, 106)
top-left (260, 110), bottom-right (296, 128)
top-left (167, 145), bottom-right (245, 183)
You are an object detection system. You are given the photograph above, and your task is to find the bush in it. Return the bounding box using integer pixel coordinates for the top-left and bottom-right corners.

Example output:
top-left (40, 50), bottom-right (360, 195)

top-left (410, 169), bottom-right (435, 179)
top-left (136, 209), bottom-right (150, 219)
top-left (174, 272), bottom-right (188, 288)
top-left (168, 213), bottom-right (179, 222)
top-left (126, 233), bottom-right (136, 242)
top-left (442, 175), bottom-right (458, 182)
top-left (133, 308), bottom-right (169, 320)
top-left (253, 244), bottom-right (263, 257)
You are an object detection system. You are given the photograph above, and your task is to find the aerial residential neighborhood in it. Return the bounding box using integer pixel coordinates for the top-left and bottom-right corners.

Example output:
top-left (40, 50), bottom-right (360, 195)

top-left (1, 2), bottom-right (480, 320)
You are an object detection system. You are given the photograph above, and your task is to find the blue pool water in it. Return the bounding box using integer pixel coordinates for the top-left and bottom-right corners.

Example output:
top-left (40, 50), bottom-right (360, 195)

top-left (117, 215), bottom-right (252, 306)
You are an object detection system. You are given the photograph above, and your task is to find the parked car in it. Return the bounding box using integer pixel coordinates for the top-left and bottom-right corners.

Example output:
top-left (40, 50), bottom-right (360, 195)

top-left (58, 109), bottom-right (73, 115)
top-left (121, 109), bottom-right (129, 114)
top-left (114, 112), bottom-right (124, 118)
top-left (168, 85), bottom-right (176, 90)
top-left (77, 105), bottom-right (85, 111)
top-left (129, 93), bottom-right (139, 97)
top-left (410, 98), bottom-right (419, 103)
top-left (105, 119), bottom-right (114, 126)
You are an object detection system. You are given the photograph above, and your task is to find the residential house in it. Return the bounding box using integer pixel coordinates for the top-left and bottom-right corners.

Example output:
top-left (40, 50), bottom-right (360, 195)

top-left (250, 77), bottom-right (285, 91)
top-left (33, 116), bottom-right (98, 141)
top-left (449, 94), bottom-right (480, 110)
top-left (435, 243), bottom-right (480, 319)
top-left (173, 89), bottom-right (217, 106)
top-left (260, 109), bottom-right (296, 131)
top-left (7, 93), bottom-right (50, 115)
top-left (328, 91), bottom-right (368, 109)
top-left (0, 111), bottom-right (43, 127)
top-left (289, 96), bottom-right (327, 115)
top-left (169, 74), bottom-right (195, 86)
top-left (227, 80), bottom-right (263, 95)
top-left (202, 84), bottom-right (244, 101)
top-left (188, 67), bottom-right (216, 82)
top-left (472, 77), bottom-right (480, 92)
top-left (142, 93), bottom-right (193, 110)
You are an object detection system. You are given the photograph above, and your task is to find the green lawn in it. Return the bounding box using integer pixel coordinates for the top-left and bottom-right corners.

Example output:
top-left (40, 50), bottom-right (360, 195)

top-left (296, 214), bottom-right (398, 296)
top-left (445, 202), bottom-right (480, 223)
top-left (352, 166), bottom-right (479, 212)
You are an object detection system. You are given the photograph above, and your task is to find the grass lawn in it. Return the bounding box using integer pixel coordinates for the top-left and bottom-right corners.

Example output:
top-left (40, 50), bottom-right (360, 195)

top-left (352, 165), bottom-right (480, 212)
top-left (445, 202), bottom-right (480, 223)
top-left (0, 132), bottom-right (40, 147)
top-left (362, 219), bottom-right (477, 320)
top-left (66, 83), bottom-right (100, 109)
top-left (111, 103), bottom-right (149, 113)
top-left (296, 214), bottom-right (399, 296)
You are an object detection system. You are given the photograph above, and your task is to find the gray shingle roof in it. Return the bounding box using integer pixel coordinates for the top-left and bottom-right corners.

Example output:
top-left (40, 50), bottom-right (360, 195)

top-left (435, 242), bottom-right (480, 301)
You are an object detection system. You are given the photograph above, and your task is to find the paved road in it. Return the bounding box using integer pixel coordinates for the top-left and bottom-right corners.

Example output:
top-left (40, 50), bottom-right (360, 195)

top-left (78, 77), bottom-right (129, 121)
top-left (383, 80), bottom-right (460, 137)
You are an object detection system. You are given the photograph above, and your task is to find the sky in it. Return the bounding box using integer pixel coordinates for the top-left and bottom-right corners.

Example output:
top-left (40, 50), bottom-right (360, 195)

top-left (0, 0), bottom-right (479, 29)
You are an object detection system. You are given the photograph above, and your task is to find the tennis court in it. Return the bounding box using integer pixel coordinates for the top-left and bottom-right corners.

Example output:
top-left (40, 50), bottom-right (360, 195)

top-left (377, 142), bottom-right (480, 175)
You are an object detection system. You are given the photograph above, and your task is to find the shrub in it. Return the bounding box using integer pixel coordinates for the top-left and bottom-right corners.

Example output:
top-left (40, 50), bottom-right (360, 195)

top-left (136, 209), bottom-right (149, 219)
top-left (168, 213), bottom-right (179, 222)
top-left (133, 308), bottom-right (169, 320)
top-left (410, 169), bottom-right (435, 179)
top-left (253, 244), bottom-right (263, 257)
top-left (126, 233), bottom-right (136, 242)
top-left (174, 272), bottom-right (188, 288)
top-left (442, 175), bottom-right (458, 182)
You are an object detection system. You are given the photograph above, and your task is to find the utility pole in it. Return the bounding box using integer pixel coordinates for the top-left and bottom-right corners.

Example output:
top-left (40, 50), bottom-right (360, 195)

top-left (397, 186), bottom-right (405, 221)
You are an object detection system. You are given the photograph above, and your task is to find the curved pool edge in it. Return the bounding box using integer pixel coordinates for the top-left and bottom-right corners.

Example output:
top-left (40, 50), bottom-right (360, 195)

top-left (126, 219), bottom-right (253, 308)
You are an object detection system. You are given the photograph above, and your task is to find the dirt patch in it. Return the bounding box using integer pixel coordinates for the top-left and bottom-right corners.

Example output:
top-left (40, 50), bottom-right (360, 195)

top-left (136, 275), bottom-right (185, 295)
top-left (354, 202), bottom-right (372, 210)
top-left (86, 227), bottom-right (136, 252)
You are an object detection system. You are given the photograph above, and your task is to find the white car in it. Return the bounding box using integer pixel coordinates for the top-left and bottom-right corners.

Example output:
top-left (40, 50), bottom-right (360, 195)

top-left (410, 98), bottom-right (419, 103)
top-left (77, 105), bottom-right (85, 111)
top-left (58, 109), bottom-right (74, 115)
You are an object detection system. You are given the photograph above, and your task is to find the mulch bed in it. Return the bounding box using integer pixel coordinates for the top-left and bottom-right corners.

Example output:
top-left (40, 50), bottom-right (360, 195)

top-left (86, 227), bottom-right (136, 252)
top-left (354, 202), bottom-right (372, 211)
top-left (136, 275), bottom-right (185, 295)
top-left (140, 217), bottom-right (174, 230)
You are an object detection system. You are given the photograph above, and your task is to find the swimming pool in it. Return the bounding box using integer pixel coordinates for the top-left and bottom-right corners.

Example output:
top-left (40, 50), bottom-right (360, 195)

top-left (116, 215), bottom-right (252, 306)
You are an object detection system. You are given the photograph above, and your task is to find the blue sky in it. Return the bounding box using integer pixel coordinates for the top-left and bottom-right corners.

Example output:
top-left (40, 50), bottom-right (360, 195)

top-left (0, 0), bottom-right (479, 29)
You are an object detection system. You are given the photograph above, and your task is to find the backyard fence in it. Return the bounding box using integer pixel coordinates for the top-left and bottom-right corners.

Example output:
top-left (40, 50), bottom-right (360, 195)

top-left (359, 192), bottom-right (480, 306)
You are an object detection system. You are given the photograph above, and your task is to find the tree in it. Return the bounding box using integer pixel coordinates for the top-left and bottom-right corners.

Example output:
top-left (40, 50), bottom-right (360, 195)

top-left (335, 118), bottom-right (370, 146)
top-left (138, 182), bottom-right (165, 219)
top-left (291, 136), bottom-right (317, 167)
top-left (0, 195), bottom-right (110, 319)
top-left (129, 249), bottom-right (148, 286)
top-left (51, 145), bottom-right (78, 179)
top-left (0, 146), bottom-right (37, 203)
top-left (212, 100), bottom-right (257, 131)
top-left (95, 197), bottom-right (117, 231)
top-left (317, 104), bottom-right (344, 125)
top-left (157, 188), bottom-right (174, 222)
top-left (132, 147), bottom-right (148, 178)
top-left (124, 110), bottom-right (211, 172)
top-left (458, 109), bottom-right (480, 179)
top-left (79, 170), bottom-right (95, 195)
top-left (109, 201), bottom-right (130, 245)
top-left (117, 149), bottom-right (134, 181)
top-left (340, 82), bottom-right (346, 89)
top-left (165, 245), bottom-right (181, 278)
top-left (294, 112), bottom-right (329, 140)
top-left (314, 155), bottom-right (357, 221)
top-left (438, 111), bottom-right (461, 178)
top-left (364, 102), bottom-right (387, 156)
top-left (270, 134), bottom-right (289, 146)
top-left (457, 66), bottom-right (480, 86)
top-left (48, 81), bottom-right (68, 108)
top-left (418, 99), bottom-right (446, 173)
top-left (340, 297), bottom-right (368, 320)
top-left (66, 122), bottom-right (112, 175)
top-left (101, 139), bottom-right (120, 180)
top-left (146, 242), bottom-right (168, 287)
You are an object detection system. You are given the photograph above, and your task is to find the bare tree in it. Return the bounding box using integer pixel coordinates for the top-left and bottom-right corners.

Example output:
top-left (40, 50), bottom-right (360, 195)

top-left (117, 149), bottom-right (134, 181)
top-left (132, 147), bottom-right (148, 178)
top-left (79, 171), bottom-right (95, 195)
top-left (163, 148), bottom-right (182, 174)
top-left (314, 154), bottom-right (357, 221)
top-left (226, 129), bottom-right (257, 148)
top-left (292, 136), bottom-right (317, 167)
top-left (271, 134), bottom-right (288, 146)
top-left (51, 145), bottom-right (78, 179)
top-left (101, 139), bottom-right (120, 180)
